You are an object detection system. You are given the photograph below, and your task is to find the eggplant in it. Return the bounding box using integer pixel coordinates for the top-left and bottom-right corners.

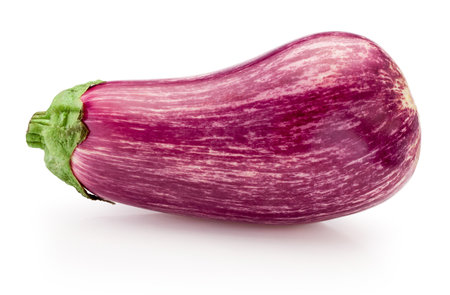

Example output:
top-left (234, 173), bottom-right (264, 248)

top-left (26, 32), bottom-right (420, 224)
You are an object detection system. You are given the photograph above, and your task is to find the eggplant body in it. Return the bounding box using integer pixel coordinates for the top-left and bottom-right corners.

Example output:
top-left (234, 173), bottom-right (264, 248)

top-left (69, 32), bottom-right (420, 224)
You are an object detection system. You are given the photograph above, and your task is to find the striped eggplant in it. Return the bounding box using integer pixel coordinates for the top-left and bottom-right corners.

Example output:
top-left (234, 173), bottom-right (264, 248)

top-left (26, 32), bottom-right (420, 224)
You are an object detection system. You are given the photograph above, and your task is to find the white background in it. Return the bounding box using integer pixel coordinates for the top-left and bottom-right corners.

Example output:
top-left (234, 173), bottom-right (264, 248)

top-left (1, 0), bottom-right (449, 294)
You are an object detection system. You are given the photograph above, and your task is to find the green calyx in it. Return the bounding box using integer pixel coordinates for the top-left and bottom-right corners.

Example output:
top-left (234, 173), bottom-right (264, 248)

top-left (26, 80), bottom-right (111, 202)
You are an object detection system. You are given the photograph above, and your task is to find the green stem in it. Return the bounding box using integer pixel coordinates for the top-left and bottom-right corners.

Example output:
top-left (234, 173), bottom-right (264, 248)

top-left (26, 80), bottom-right (112, 202)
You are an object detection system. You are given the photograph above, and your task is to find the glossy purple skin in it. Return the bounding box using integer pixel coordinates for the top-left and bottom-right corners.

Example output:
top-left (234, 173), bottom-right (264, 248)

top-left (71, 32), bottom-right (420, 224)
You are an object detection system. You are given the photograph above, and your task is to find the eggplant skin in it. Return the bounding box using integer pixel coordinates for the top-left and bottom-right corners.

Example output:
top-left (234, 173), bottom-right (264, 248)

top-left (71, 32), bottom-right (420, 224)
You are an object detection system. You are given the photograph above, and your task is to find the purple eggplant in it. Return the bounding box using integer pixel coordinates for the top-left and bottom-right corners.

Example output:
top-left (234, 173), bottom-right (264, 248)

top-left (27, 32), bottom-right (420, 224)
